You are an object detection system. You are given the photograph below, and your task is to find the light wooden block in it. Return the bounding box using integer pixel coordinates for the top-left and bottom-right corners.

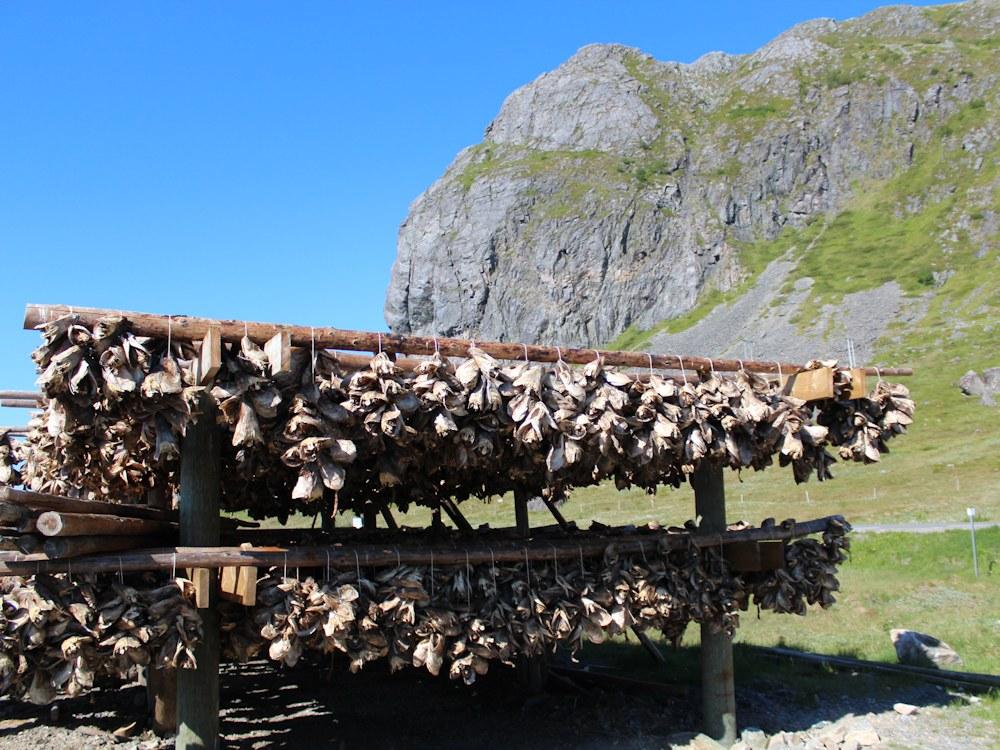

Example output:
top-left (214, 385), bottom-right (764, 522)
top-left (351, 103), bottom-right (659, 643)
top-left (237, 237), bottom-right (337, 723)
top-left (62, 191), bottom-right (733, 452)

top-left (781, 367), bottom-right (834, 401)
top-left (188, 568), bottom-right (212, 609)
top-left (198, 326), bottom-right (222, 385)
top-left (264, 331), bottom-right (292, 376)
top-left (848, 368), bottom-right (868, 399)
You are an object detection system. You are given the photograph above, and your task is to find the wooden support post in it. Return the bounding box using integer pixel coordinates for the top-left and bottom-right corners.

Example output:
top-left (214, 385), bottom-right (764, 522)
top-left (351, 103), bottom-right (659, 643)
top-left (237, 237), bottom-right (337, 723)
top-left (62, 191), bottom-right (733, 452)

top-left (146, 486), bottom-right (176, 735)
top-left (362, 503), bottom-right (377, 530)
top-left (692, 460), bottom-right (737, 747)
top-left (176, 395), bottom-right (221, 750)
top-left (514, 488), bottom-right (530, 538)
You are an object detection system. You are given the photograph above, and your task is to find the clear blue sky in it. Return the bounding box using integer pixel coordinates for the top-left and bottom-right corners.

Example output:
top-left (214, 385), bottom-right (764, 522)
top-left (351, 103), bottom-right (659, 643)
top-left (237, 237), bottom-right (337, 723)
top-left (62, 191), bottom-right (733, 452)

top-left (0, 1), bottom-right (941, 422)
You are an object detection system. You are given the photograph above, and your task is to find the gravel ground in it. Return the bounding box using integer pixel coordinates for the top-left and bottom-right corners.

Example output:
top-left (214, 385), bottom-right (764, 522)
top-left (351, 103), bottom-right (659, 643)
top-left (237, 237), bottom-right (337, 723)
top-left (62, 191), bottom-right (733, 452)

top-left (0, 657), bottom-right (993, 749)
top-left (648, 253), bottom-right (930, 367)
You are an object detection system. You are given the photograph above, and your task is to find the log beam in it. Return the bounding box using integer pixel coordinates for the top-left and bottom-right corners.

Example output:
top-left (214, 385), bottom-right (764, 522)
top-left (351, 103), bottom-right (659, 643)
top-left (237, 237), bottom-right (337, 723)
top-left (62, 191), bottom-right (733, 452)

top-left (23, 304), bottom-right (913, 377)
top-left (0, 515), bottom-right (841, 575)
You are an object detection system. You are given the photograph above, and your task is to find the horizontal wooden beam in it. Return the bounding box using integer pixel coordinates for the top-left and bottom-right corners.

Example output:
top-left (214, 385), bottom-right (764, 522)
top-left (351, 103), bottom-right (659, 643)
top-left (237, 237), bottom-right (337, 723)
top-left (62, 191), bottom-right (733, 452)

top-left (36, 511), bottom-right (176, 537)
top-left (23, 304), bottom-right (913, 377)
top-left (1, 486), bottom-right (178, 522)
top-left (0, 391), bottom-right (43, 402)
top-left (0, 515), bottom-right (845, 574)
top-left (0, 399), bottom-right (40, 409)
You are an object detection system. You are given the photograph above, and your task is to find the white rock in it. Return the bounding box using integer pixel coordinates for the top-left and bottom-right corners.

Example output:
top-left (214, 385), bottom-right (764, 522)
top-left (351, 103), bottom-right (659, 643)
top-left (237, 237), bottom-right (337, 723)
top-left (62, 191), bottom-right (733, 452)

top-left (844, 727), bottom-right (881, 747)
top-left (742, 727), bottom-right (768, 750)
top-left (893, 702), bottom-right (919, 715)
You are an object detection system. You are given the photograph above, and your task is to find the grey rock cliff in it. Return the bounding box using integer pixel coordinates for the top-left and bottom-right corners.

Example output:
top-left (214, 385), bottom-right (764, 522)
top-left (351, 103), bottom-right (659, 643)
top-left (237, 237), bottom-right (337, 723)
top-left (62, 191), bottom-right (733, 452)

top-left (385, 1), bottom-right (1000, 353)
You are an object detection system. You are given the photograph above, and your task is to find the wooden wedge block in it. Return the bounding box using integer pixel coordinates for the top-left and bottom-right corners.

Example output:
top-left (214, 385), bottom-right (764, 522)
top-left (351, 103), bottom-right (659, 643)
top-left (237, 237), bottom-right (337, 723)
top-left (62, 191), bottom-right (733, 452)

top-left (781, 367), bottom-right (834, 401)
top-left (264, 331), bottom-right (292, 376)
top-left (199, 326), bottom-right (222, 385)
top-left (848, 368), bottom-right (868, 399)
top-left (219, 543), bottom-right (257, 605)
top-left (187, 568), bottom-right (212, 608)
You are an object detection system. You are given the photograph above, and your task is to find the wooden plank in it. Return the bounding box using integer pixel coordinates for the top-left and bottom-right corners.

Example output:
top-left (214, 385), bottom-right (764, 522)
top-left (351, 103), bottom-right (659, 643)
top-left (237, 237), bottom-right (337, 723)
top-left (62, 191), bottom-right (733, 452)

top-left (781, 367), bottom-right (835, 401)
top-left (22, 304), bottom-right (915, 377)
top-left (692, 461), bottom-right (737, 746)
top-left (264, 331), bottom-right (291, 376)
top-left (35, 511), bottom-right (175, 537)
top-left (176, 394), bottom-right (221, 750)
top-left (198, 326), bottom-right (222, 385)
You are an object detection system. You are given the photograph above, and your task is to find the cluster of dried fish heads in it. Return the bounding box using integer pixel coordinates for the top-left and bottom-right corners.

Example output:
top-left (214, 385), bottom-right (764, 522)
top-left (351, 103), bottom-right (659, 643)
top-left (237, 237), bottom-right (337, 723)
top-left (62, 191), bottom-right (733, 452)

top-left (0, 575), bottom-right (201, 704)
top-left (16, 315), bottom-right (915, 519)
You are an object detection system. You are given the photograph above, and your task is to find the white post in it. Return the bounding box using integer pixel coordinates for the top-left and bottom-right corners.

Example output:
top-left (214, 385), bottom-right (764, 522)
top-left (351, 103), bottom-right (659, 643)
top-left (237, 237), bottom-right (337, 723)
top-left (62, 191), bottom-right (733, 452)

top-left (967, 507), bottom-right (979, 578)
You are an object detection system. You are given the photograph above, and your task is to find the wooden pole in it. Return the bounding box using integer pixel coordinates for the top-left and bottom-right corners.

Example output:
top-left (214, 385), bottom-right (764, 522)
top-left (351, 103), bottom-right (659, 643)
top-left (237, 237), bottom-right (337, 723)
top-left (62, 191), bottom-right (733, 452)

top-left (0, 487), bottom-right (178, 522)
top-left (692, 461), bottom-right (737, 747)
top-left (42, 535), bottom-right (165, 559)
top-left (0, 515), bottom-right (844, 575)
top-left (514, 488), bottom-right (530, 538)
top-left (22, 304), bottom-right (914, 377)
top-left (0, 399), bottom-right (40, 409)
top-left (176, 395), bottom-right (221, 750)
top-left (36, 511), bottom-right (175, 537)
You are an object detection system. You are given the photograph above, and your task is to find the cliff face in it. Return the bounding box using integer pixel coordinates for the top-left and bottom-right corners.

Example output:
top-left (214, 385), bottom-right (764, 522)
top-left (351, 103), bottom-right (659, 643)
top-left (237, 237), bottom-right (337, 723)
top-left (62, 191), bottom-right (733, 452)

top-left (385, 1), bottom-right (999, 358)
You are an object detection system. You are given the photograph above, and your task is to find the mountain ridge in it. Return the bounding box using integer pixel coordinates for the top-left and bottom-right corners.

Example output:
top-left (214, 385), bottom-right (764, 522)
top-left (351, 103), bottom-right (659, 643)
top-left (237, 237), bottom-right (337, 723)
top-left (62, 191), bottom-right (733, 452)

top-left (384, 0), bottom-right (998, 370)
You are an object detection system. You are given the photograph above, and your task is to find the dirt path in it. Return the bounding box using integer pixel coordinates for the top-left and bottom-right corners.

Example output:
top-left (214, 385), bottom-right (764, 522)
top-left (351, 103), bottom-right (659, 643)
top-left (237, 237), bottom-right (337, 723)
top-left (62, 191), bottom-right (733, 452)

top-left (0, 657), bottom-right (994, 749)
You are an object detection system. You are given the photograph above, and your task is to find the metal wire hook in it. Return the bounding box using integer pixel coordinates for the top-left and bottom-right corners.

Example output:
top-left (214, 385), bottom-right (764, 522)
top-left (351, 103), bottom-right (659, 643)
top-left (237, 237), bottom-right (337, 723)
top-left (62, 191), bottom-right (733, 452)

top-left (433, 336), bottom-right (440, 354)
top-left (377, 332), bottom-right (382, 354)
top-left (647, 353), bottom-right (654, 377)
top-left (171, 553), bottom-right (177, 580)
top-left (166, 315), bottom-right (172, 354)
top-left (310, 327), bottom-right (316, 376)
top-left (523, 343), bottom-right (529, 362)
top-left (489, 548), bottom-right (498, 595)
top-left (555, 346), bottom-right (563, 363)
top-left (354, 550), bottom-right (361, 583)
top-left (676, 354), bottom-right (687, 385)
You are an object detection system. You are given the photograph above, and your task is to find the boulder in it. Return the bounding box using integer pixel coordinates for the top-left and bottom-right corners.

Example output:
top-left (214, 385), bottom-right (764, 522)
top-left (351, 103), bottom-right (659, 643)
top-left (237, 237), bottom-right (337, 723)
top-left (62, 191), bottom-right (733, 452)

top-left (891, 628), bottom-right (964, 669)
top-left (958, 369), bottom-right (998, 406)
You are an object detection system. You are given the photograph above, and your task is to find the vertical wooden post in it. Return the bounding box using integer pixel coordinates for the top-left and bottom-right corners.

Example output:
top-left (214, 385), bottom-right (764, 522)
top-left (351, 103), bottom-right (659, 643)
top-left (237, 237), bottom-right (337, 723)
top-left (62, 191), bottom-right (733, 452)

top-left (176, 396), bottom-right (221, 750)
top-left (146, 486), bottom-right (178, 735)
top-left (362, 502), bottom-right (377, 530)
top-left (692, 460), bottom-right (737, 747)
top-left (514, 488), bottom-right (530, 538)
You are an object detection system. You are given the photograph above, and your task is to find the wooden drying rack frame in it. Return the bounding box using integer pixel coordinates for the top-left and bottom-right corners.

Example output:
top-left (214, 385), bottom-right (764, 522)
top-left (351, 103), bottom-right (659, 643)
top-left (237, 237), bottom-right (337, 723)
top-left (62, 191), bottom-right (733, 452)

top-left (10, 302), bottom-right (912, 747)
top-left (22, 303), bottom-right (913, 377)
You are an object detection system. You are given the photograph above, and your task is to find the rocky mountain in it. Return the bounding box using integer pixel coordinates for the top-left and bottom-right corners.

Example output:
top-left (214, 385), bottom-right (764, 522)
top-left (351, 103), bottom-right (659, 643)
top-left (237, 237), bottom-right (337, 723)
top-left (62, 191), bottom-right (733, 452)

top-left (384, 0), bottom-right (998, 367)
